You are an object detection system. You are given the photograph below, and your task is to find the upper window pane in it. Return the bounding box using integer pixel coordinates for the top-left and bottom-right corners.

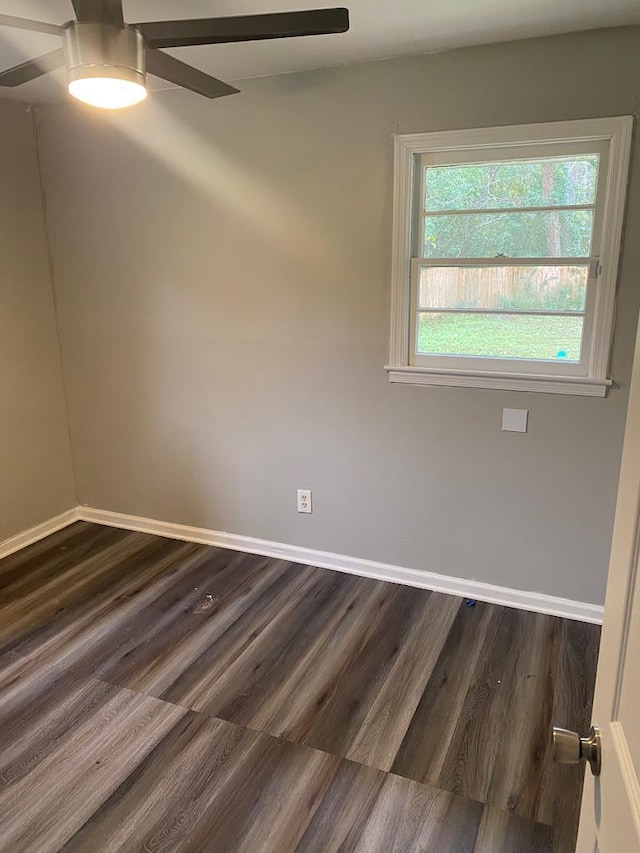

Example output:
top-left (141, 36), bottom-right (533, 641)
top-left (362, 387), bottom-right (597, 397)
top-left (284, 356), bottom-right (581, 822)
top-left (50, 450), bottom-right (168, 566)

top-left (423, 210), bottom-right (594, 258)
top-left (424, 156), bottom-right (599, 212)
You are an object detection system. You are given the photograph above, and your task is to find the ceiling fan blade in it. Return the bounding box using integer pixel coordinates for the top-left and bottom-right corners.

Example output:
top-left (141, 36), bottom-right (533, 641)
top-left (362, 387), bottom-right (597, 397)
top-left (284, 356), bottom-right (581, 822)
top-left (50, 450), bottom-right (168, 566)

top-left (71, 0), bottom-right (124, 27)
top-left (0, 48), bottom-right (65, 87)
top-left (145, 49), bottom-right (240, 99)
top-left (0, 13), bottom-right (63, 37)
top-left (134, 8), bottom-right (349, 49)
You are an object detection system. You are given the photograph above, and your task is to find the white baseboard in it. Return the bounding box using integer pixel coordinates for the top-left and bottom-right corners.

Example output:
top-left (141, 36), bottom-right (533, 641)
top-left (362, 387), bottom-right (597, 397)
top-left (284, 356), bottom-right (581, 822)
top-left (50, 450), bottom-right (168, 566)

top-left (78, 506), bottom-right (604, 624)
top-left (0, 507), bottom-right (81, 561)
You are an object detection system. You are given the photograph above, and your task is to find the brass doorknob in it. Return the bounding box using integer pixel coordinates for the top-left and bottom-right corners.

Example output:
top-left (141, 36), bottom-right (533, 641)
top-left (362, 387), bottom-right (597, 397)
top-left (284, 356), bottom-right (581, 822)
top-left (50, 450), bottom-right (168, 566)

top-left (552, 725), bottom-right (601, 776)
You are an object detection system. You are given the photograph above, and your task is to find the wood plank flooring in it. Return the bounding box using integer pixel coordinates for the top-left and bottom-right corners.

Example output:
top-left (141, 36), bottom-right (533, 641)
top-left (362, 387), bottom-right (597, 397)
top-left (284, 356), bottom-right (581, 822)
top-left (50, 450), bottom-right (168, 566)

top-left (0, 522), bottom-right (600, 852)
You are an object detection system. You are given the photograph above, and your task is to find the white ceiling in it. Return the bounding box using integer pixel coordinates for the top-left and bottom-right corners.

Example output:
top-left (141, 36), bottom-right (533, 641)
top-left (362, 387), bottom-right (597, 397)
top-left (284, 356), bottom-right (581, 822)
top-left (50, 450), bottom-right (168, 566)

top-left (1, 0), bottom-right (639, 102)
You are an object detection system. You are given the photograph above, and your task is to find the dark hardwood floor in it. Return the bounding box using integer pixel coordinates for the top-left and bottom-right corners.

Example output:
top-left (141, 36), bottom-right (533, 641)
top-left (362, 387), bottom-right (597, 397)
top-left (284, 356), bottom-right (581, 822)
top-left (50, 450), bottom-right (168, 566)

top-left (0, 522), bottom-right (600, 852)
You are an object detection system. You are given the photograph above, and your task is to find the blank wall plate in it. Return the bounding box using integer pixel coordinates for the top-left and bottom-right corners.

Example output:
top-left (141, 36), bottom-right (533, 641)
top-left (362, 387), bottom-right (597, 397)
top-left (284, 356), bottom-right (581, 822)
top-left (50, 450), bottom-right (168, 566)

top-left (502, 408), bottom-right (529, 433)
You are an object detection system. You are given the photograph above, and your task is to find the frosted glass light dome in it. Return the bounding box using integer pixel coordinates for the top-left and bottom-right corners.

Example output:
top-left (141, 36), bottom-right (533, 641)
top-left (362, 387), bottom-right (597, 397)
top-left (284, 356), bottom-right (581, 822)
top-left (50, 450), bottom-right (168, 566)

top-left (68, 76), bottom-right (147, 109)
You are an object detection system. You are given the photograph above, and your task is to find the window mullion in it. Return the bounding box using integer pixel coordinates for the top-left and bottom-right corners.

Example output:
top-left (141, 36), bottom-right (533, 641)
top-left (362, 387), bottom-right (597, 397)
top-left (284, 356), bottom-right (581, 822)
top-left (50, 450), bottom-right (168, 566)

top-left (413, 256), bottom-right (596, 267)
top-left (416, 308), bottom-right (586, 317)
top-left (423, 203), bottom-right (596, 217)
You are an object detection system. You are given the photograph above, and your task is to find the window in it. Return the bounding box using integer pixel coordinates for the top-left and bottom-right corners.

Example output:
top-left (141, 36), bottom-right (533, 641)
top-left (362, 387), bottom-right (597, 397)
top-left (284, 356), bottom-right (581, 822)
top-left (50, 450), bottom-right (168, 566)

top-left (387, 118), bottom-right (632, 395)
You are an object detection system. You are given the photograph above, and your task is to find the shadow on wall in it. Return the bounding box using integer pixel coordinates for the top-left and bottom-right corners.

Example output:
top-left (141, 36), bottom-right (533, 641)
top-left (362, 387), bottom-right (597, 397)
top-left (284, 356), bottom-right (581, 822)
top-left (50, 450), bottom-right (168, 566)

top-left (60, 91), bottom-right (388, 537)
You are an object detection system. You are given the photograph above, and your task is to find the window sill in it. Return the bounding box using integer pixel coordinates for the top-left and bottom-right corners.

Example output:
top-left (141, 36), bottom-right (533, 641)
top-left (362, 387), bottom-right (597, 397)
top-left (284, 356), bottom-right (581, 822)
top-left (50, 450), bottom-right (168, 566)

top-left (384, 365), bottom-right (612, 397)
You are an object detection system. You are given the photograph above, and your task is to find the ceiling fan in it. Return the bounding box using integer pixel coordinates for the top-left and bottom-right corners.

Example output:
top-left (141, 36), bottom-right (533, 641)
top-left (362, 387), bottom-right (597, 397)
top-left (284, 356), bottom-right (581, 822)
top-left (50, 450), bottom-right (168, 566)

top-left (0, 1), bottom-right (349, 109)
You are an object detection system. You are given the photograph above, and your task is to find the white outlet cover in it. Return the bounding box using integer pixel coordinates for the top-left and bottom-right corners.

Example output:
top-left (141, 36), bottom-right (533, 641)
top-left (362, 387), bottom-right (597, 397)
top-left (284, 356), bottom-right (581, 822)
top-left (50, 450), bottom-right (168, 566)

top-left (297, 489), bottom-right (313, 513)
top-left (502, 408), bottom-right (529, 433)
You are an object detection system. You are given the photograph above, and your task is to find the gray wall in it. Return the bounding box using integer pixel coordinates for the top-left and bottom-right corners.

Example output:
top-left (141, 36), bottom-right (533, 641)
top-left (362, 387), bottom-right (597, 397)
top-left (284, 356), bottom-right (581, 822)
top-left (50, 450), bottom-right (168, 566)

top-left (38, 26), bottom-right (640, 604)
top-left (0, 100), bottom-right (76, 542)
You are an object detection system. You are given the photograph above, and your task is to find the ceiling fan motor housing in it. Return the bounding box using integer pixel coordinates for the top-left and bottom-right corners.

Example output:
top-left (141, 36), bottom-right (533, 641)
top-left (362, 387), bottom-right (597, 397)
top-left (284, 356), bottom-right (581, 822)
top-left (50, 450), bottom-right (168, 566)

top-left (62, 21), bottom-right (145, 87)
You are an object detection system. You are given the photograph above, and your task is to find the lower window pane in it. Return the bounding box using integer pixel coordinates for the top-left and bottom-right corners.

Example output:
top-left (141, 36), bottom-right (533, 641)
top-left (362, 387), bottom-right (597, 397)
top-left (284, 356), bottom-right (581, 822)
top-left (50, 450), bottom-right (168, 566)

top-left (416, 312), bottom-right (584, 361)
top-left (418, 265), bottom-right (588, 312)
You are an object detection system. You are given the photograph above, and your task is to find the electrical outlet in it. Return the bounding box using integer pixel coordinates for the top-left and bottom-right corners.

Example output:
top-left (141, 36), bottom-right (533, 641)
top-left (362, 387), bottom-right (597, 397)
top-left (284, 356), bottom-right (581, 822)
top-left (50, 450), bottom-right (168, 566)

top-left (297, 489), bottom-right (312, 514)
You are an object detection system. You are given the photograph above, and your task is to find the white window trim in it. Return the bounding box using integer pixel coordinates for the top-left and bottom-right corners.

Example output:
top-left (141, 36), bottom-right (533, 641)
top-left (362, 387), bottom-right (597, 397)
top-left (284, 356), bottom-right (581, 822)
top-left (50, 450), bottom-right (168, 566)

top-left (386, 117), bottom-right (633, 396)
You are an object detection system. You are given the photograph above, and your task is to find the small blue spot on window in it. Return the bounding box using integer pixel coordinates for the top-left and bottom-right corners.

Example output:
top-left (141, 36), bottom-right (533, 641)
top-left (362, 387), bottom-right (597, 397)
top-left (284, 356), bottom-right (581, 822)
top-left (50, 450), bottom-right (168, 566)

top-left (556, 350), bottom-right (567, 359)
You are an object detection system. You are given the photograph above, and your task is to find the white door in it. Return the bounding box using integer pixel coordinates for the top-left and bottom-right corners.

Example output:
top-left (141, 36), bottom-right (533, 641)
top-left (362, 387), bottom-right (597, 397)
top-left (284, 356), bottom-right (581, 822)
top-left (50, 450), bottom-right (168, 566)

top-left (573, 324), bottom-right (640, 851)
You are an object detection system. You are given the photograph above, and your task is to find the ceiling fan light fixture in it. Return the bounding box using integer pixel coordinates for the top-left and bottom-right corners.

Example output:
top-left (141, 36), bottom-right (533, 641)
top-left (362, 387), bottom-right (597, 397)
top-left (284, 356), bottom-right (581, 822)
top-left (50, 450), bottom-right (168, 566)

top-left (68, 70), bottom-right (146, 109)
top-left (63, 21), bottom-right (147, 109)
top-left (0, 5), bottom-right (350, 103)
